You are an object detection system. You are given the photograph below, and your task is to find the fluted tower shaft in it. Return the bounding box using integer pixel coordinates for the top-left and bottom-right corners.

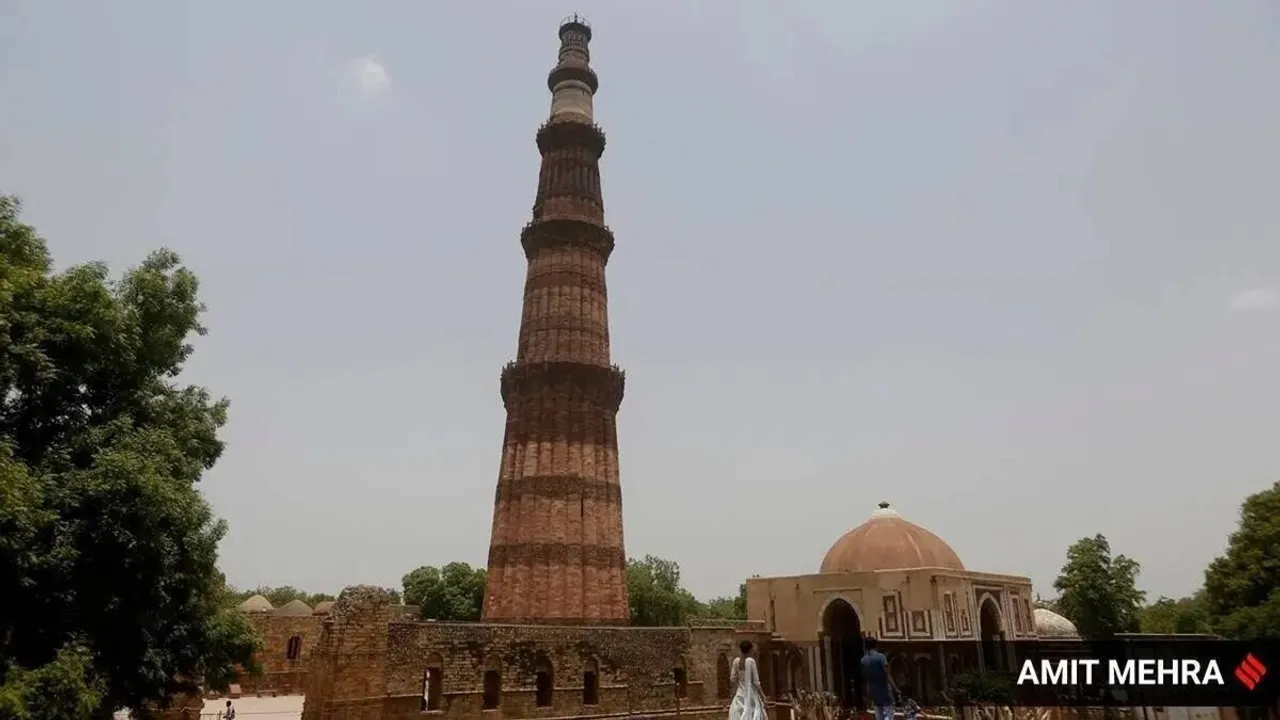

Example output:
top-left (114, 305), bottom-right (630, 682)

top-left (483, 16), bottom-right (629, 625)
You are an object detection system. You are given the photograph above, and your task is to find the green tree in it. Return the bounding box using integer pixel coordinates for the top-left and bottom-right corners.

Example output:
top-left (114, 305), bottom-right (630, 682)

top-left (1202, 481), bottom-right (1280, 639)
top-left (0, 645), bottom-right (105, 720)
top-left (227, 586), bottom-right (336, 609)
top-left (0, 196), bottom-right (259, 717)
top-left (699, 582), bottom-right (747, 621)
top-left (626, 555), bottom-right (702, 626)
top-left (402, 563), bottom-right (487, 621)
top-left (1138, 594), bottom-right (1211, 635)
top-left (1052, 534), bottom-right (1145, 639)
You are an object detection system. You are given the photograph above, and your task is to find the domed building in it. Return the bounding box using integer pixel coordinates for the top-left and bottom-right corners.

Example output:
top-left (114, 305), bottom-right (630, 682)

top-left (745, 502), bottom-right (1038, 706)
top-left (236, 594), bottom-right (274, 614)
top-left (274, 599), bottom-right (313, 617)
top-left (1033, 607), bottom-right (1080, 638)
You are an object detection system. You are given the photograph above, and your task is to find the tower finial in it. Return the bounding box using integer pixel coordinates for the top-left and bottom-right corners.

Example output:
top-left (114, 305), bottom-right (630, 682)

top-left (547, 14), bottom-right (598, 121)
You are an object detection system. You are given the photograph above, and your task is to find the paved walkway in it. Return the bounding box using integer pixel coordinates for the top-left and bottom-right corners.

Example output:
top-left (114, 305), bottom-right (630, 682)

top-left (115, 695), bottom-right (304, 719)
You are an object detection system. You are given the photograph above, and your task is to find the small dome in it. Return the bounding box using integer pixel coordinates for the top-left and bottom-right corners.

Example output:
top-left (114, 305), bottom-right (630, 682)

top-left (237, 594), bottom-right (274, 613)
top-left (313, 601), bottom-right (335, 615)
top-left (820, 502), bottom-right (965, 574)
top-left (274, 599), bottom-right (313, 616)
top-left (1033, 608), bottom-right (1079, 638)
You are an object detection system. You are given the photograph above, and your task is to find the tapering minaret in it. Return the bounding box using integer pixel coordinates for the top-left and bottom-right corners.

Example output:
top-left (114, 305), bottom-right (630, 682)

top-left (482, 15), bottom-right (629, 625)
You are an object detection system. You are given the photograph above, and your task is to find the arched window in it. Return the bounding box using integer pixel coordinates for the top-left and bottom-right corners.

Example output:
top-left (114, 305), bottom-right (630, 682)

top-left (285, 636), bottom-right (302, 661)
top-left (715, 654), bottom-right (731, 699)
top-left (788, 652), bottom-right (804, 695)
top-left (535, 654), bottom-right (553, 707)
top-left (582, 658), bottom-right (599, 706)
top-left (914, 656), bottom-right (931, 704)
top-left (482, 657), bottom-right (501, 710)
top-left (672, 662), bottom-right (688, 699)
top-left (421, 653), bottom-right (443, 712)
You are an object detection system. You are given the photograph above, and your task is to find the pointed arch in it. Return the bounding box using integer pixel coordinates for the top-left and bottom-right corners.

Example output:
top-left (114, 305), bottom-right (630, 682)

top-left (535, 652), bottom-right (554, 707)
top-left (482, 655), bottom-right (502, 709)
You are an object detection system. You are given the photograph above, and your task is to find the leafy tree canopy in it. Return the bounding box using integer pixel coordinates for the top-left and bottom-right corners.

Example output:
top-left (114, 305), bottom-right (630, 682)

top-left (395, 555), bottom-right (743, 626)
top-left (697, 582), bottom-right (747, 622)
top-left (1138, 593), bottom-right (1212, 635)
top-left (226, 586), bottom-right (336, 610)
top-left (0, 196), bottom-right (258, 718)
top-left (402, 563), bottom-right (487, 621)
top-left (1052, 534), bottom-right (1145, 639)
top-left (627, 555), bottom-right (704, 626)
top-left (1202, 481), bottom-right (1280, 639)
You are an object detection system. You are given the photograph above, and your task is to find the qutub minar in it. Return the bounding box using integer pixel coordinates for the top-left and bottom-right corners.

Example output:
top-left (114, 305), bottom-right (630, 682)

top-left (483, 14), bottom-right (629, 625)
top-left (213, 17), bottom-right (1094, 720)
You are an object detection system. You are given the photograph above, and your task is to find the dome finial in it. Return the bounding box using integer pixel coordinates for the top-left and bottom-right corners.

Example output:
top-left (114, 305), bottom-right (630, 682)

top-left (878, 501), bottom-right (891, 509)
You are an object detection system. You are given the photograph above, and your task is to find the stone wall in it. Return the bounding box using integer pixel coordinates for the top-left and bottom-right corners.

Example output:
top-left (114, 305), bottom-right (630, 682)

top-left (300, 586), bottom-right (804, 720)
top-left (239, 611), bottom-right (324, 695)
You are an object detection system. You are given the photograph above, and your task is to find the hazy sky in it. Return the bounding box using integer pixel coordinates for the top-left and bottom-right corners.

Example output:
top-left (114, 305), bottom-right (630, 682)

top-left (3, 1), bottom-right (1278, 606)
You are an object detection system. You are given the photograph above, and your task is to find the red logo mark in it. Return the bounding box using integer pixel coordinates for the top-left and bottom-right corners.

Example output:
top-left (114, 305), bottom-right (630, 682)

top-left (1235, 653), bottom-right (1267, 690)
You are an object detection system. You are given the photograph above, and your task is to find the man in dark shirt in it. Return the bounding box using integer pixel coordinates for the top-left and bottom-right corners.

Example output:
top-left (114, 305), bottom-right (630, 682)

top-left (860, 637), bottom-right (896, 720)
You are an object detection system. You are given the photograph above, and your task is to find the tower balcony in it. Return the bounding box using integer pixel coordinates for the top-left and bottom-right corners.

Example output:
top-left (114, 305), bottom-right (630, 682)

top-left (500, 360), bottom-right (626, 412)
top-left (547, 63), bottom-right (599, 94)
top-left (536, 119), bottom-right (606, 156)
top-left (520, 216), bottom-right (615, 261)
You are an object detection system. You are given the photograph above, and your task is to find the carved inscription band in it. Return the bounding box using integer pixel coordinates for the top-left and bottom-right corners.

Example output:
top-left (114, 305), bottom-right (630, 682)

top-left (524, 268), bottom-right (608, 294)
top-left (503, 414), bottom-right (617, 446)
top-left (496, 475), bottom-right (622, 504)
top-left (488, 542), bottom-right (625, 570)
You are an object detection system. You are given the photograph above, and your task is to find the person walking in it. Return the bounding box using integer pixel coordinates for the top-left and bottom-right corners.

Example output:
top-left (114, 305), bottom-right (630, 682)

top-left (860, 637), bottom-right (897, 720)
top-left (728, 640), bottom-right (767, 720)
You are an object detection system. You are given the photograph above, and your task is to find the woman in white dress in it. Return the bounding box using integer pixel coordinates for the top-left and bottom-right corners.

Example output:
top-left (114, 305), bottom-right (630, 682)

top-left (728, 640), bottom-right (767, 720)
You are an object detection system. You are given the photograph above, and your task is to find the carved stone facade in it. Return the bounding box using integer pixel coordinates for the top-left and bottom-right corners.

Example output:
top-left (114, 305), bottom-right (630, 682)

top-left (747, 502), bottom-right (1036, 707)
top-left (484, 14), bottom-right (628, 626)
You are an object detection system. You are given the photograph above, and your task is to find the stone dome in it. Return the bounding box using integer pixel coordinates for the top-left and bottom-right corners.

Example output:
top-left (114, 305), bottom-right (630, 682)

top-left (820, 502), bottom-right (965, 574)
top-left (313, 600), bottom-right (334, 615)
top-left (1033, 607), bottom-right (1079, 638)
top-left (274, 599), bottom-right (313, 616)
top-left (237, 594), bottom-right (274, 613)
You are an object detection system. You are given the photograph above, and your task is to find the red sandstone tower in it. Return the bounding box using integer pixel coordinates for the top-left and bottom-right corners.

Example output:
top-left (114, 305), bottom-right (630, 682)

top-left (482, 16), bottom-right (629, 625)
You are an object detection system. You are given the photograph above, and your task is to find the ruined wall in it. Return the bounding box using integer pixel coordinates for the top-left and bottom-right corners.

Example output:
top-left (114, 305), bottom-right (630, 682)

top-left (385, 622), bottom-right (693, 718)
top-left (240, 612), bottom-right (325, 695)
top-left (302, 587), bottom-right (803, 720)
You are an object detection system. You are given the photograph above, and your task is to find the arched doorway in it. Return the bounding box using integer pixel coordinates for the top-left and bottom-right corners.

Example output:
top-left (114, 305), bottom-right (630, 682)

top-left (821, 598), bottom-right (863, 708)
top-left (913, 656), bottom-right (931, 703)
top-left (978, 597), bottom-right (1004, 672)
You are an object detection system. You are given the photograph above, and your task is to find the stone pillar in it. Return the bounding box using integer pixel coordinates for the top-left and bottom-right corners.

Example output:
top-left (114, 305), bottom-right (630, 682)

top-left (822, 636), bottom-right (834, 693)
top-left (936, 641), bottom-right (948, 695)
top-left (808, 646), bottom-right (820, 692)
